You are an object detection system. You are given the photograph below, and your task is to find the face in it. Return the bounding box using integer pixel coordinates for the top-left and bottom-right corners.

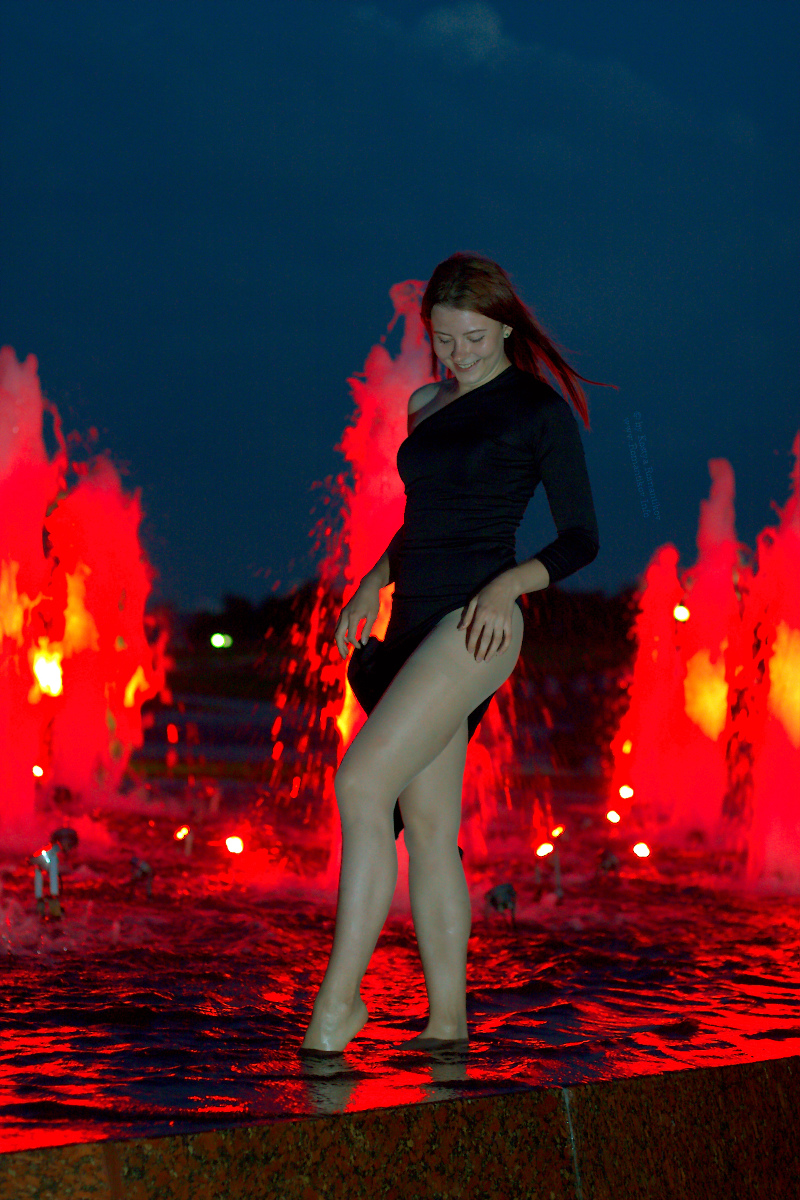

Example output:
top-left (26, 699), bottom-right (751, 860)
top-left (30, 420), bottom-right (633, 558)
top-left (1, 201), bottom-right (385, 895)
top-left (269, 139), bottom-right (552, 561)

top-left (430, 305), bottom-right (512, 392)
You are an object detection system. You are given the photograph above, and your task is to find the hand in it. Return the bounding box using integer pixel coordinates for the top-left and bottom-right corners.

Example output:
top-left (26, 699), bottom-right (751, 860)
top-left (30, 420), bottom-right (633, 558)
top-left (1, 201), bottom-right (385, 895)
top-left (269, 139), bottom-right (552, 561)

top-left (457, 571), bottom-right (519, 662)
top-left (333, 577), bottom-right (381, 659)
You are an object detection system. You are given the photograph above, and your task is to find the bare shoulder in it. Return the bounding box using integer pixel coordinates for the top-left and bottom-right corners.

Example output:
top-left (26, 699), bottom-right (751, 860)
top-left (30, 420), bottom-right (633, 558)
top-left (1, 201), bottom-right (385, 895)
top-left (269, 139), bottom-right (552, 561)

top-left (408, 382), bottom-right (440, 414)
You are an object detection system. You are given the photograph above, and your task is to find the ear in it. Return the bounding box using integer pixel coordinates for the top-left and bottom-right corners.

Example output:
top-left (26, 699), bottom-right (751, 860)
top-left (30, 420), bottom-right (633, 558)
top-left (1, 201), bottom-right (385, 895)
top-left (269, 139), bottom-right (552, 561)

top-left (503, 326), bottom-right (512, 338)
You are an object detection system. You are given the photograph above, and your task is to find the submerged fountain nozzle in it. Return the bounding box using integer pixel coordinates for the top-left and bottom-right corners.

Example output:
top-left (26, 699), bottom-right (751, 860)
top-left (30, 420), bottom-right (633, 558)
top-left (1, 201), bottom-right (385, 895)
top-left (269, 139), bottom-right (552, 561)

top-left (485, 882), bottom-right (517, 929)
top-left (130, 856), bottom-right (153, 898)
top-left (30, 843), bottom-right (61, 918)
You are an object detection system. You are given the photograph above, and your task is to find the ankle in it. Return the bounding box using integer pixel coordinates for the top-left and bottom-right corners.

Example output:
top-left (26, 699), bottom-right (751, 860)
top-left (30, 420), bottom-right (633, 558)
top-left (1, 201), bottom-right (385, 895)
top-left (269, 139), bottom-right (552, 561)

top-left (425, 1012), bottom-right (468, 1040)
top-left (303, 994), bottom-right (369, 1052)
top-left (313, 988), bottom-right (360, 1019)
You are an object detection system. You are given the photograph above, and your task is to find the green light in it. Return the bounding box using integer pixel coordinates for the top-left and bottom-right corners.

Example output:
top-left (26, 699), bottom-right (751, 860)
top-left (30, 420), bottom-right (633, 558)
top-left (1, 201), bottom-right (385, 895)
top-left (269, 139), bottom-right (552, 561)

top-left (210, 632), bottom-right (233, 649)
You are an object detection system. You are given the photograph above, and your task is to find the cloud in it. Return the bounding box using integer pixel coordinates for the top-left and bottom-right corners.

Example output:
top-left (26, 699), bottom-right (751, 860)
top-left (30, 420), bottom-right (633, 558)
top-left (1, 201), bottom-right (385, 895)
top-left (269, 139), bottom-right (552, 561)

top-left (414, 1), bottom-right (505, 65)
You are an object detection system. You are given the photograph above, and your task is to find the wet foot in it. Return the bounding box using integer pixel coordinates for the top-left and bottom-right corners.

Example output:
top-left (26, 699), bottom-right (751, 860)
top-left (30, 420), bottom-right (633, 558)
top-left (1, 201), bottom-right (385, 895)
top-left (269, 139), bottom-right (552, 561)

top-left (404, 1034), bottom-right (469, 1051)
top-left (301, 996), bottom-right (368, 1053)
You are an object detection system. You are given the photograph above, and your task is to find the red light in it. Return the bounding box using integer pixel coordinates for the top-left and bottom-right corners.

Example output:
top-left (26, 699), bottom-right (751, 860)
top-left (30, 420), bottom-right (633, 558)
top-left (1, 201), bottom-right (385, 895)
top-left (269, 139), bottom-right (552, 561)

top-left (536, 842), bottom-right (554, 857)
top-left (166, 723), bottom-right (178, 744)
top-left (226, 836), bottom-right (244, 854)
top-left (633, 842), bottom-right (651, 858)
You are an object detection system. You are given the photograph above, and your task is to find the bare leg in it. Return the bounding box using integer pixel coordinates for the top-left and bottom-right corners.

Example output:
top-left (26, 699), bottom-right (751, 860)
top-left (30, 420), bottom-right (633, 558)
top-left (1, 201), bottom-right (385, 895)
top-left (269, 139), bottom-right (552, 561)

top-left (399, 718), bottom-right (471, 1043)
top-left (302, 604), bottom-right (524, 1051)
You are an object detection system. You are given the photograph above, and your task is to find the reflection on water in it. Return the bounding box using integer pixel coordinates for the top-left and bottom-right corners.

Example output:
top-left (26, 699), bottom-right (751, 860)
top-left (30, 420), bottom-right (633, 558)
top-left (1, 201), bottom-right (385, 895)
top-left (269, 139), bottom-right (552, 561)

top-left (2, 785), bottom-right (799, 1154)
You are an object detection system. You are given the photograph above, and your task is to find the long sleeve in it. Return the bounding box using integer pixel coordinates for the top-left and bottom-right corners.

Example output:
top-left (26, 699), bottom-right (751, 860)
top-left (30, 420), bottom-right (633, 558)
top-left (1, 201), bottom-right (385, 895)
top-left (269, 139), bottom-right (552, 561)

top-left (528, 395), bottom-right (599, 585)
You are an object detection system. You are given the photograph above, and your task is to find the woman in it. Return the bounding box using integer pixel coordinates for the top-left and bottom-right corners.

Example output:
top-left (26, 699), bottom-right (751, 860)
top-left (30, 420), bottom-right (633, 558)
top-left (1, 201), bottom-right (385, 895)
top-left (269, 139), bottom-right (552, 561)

top-left (302, 253), bottom-right (599, 1053)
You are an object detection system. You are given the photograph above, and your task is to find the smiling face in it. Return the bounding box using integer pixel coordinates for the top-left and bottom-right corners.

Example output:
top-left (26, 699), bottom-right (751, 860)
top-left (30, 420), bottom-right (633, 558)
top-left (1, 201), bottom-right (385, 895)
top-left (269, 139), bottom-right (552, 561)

top-left (430, 304), bottom-right (512, 393)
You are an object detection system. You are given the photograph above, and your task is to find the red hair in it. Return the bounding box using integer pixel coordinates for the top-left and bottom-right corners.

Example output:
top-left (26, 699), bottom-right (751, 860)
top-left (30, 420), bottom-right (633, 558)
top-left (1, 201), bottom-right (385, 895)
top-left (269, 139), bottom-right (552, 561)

top-left (421, 252), bottom-right (601, 430)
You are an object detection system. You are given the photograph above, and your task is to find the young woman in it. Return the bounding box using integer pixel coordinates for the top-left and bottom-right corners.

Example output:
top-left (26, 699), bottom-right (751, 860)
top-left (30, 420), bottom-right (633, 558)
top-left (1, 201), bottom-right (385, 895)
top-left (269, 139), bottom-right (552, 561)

top-left (302, 253), bottom-right (599, 1053)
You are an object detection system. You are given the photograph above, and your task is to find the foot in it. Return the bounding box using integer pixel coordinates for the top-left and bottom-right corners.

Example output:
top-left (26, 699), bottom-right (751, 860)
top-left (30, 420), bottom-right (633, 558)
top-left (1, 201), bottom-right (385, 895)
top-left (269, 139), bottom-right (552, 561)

top-left (301, 995), bottom-right (368, 1053)
top-left (404, 1017), bottom-right (468, 1050)
top-left (404, 1033), bottom-right (469, 1051)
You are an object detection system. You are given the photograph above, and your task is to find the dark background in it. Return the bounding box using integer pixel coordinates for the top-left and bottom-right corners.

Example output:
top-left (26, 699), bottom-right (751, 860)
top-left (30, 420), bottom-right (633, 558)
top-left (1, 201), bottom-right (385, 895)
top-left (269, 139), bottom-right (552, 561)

top-left (2, 1), bottom-right (797, 611)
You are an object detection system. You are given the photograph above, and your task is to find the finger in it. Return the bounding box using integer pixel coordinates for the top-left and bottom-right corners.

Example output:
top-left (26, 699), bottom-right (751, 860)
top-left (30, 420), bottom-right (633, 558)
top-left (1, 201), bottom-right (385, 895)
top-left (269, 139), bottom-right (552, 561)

top-left (458, 598), bottom-right (476, 630)
top-left (478, 626), bottom-right (502, 662)
top-left (472, 617), bottom-right (498, 658)
top-left (470, 622), bottom-right (488, 659)
top-left (466, 620), bottom-right (480, 654)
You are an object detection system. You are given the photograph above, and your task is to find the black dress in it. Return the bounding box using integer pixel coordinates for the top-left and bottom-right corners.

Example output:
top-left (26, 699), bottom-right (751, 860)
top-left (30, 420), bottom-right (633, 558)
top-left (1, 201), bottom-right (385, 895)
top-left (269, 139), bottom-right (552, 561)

top-left (346, 363), bottom-right (599, 838)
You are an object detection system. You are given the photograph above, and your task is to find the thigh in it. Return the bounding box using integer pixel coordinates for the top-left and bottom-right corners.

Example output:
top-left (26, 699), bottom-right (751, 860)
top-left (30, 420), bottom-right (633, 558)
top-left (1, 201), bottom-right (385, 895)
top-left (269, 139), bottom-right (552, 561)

top-left (337, 604), bottom-right (524, 813)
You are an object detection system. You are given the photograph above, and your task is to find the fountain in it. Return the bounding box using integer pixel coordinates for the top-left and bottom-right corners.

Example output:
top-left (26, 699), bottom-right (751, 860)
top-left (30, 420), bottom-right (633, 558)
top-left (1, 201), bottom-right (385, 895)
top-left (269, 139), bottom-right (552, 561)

top-left (0, 346), bottom-right (167, 851)
top-left (1, 311), bottom-right (799, 1196)
top-left (607, 438), bottom-right (800, 886)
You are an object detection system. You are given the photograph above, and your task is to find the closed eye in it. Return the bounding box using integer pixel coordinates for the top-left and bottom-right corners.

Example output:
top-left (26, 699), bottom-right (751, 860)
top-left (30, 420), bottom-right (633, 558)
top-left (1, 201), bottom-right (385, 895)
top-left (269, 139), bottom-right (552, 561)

top-left (435, 334), bottom-right (485, 343)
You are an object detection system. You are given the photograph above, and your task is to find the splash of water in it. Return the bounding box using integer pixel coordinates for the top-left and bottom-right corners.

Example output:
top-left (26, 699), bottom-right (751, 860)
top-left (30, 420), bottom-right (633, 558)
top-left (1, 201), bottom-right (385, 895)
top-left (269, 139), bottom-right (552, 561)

top-left (0, 348), bottom-right (167, 849)
top-left (608, 434), bottom-right (800, 887)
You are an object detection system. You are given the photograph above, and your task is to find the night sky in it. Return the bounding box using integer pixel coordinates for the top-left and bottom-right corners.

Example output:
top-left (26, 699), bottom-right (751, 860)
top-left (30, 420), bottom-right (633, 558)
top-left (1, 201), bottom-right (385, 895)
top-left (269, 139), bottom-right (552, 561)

top-left (2, 1), bottom-right (798, 611)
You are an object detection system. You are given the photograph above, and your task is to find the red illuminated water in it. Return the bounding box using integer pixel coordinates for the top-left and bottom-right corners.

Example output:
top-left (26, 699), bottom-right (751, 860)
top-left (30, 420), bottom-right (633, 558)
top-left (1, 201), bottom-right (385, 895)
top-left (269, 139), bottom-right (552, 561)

top-left (2, 788), bottom-right (800, 1153)
top-left (1, 319), bottom-right (799, 1156)
top-left (0, 348), bottom-right (167, 852)
top-left (608, 439), bottom-right (800, 886)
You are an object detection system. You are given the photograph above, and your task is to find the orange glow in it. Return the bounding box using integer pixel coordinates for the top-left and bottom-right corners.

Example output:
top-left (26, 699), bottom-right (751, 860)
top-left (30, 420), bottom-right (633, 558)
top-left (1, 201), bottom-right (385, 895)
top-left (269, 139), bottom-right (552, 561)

top-left (551, 825), bottom-right (564, 838)
top-left (767, 621), bottom-right (800, 748)
top-left (30, 640), bottom-right (63, 699)
top-left (536, 842), bottom-right (554, 857)
top-left (607, 810), bottom-right (621, 823)
top-left (684, 647), bottom-right (728, 740)
top-left (62, 564), bottom-right (100, 653)
top-left (166, 723), bottom-right (178, 745)
top-left (622, 739), bottom-right (632, 754)
top-left (226, 836), bottom-right (244, 854)
top-left (32, 764), bottom-right (43, 778)
top-left (1, 559), bottom-right (38, 645)
top-left (633, 842), bottom-right (651, 858)
top-left (174, 826), bottom-right (190, 841)
top-left (123, 665), bottom-right (149, 709)
top-left (618, 785), bottom-right (633, 799)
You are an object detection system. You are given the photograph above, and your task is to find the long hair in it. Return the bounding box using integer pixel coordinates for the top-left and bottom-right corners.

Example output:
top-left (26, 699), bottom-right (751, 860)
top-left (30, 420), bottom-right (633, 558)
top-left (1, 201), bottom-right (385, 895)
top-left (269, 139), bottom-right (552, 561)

top-left (420, 252), bottom-right (598, 430)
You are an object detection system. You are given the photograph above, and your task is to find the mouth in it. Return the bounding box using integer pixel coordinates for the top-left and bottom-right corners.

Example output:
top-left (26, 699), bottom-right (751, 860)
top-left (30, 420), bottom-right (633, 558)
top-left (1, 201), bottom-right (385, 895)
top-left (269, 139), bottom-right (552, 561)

top-left (454, 361), bottom-right (479, 371)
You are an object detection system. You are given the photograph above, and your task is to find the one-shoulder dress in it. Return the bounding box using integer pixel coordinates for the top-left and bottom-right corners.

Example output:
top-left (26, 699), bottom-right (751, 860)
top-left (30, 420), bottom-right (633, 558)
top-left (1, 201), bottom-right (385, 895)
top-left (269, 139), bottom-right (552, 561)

top-left (346, 363), bottom-right (599, 838)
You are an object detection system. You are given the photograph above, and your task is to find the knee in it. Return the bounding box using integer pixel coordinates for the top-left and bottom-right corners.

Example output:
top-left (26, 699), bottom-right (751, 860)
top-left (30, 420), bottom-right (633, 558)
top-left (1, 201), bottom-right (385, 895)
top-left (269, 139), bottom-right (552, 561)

top-left (334, 760), bottom-right (381, 828)
top-left (402, 810), bottom-right (458, 860)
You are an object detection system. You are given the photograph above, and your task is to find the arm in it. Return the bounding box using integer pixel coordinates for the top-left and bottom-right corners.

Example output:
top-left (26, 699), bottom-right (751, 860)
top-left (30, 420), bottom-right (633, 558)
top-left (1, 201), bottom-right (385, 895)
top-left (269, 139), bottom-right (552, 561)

top-left (361, 526), bottom-right (403, 590)
top-left (335, 527), bottom-right (402, 656)
top-left (459, 393), bottom-right (599, 660)
top-left (509, 396), bottom-right (599, 597)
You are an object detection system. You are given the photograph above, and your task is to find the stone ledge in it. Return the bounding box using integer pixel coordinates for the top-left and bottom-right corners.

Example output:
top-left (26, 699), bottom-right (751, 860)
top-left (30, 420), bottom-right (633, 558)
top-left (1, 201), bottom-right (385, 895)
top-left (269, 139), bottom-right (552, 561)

top-left (1, 1056), bottom-right (798, 1200)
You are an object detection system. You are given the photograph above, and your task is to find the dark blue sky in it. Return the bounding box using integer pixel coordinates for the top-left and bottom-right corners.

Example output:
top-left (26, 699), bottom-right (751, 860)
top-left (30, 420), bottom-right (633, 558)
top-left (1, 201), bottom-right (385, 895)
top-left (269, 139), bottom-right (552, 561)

top-left (2, 1), bottom-right (798, 610)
